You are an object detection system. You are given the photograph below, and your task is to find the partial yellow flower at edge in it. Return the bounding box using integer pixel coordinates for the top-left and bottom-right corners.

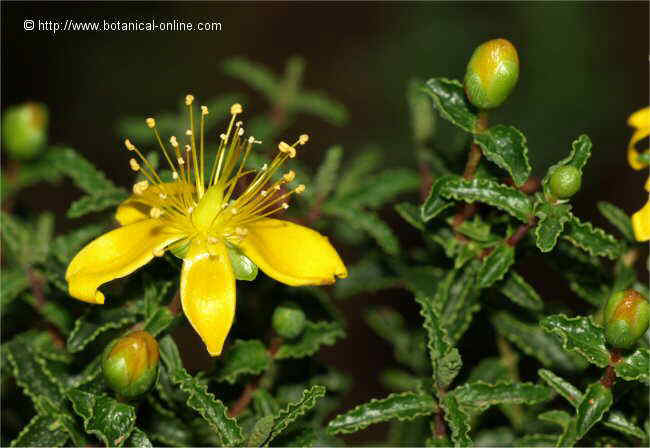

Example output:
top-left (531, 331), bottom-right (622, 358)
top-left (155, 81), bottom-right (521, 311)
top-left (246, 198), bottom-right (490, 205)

top-left (627, 106), bottom-right (649, 170)
top-left (631, 199), bottom-right (650, 242)
top-left (65, 98), bottom-right (347, 356)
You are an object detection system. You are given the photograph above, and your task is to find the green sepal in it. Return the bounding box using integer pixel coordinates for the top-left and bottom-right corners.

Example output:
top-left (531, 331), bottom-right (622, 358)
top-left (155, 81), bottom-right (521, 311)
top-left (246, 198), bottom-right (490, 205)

top-left (440, 393), bottom-right (473, 447)
top-left (423, 78), bottom-right (478, 133)
top-left (499, 271), bottom-right (543, 311)
top-left (66, 389), bottom-right (136, 447)
top-left (67, 306), bottom-right (139, 353)
top-left (473, 125), bottom-right (531, 186)
top-left (613, 347), bottom-right (649, 382)
top-left (561, 215), bottom-right (625, 260)
top-left (274, 321), bottom-right (345, 359)
top-left (597, 201), bottom-right (636, 242)
top-left (477, 243), bottom-right (515, 289)
top-left (215, 339), bottom-right (271, 384)
top-left (267, 385), bottom-right (326, 443)
top-left (540, 314), bottom-right (610, 367)
top-left (575, 382), bottom-right (613, 440)
top-left (327, 391), bottom-right (437, 435)
top-left (452, 381), bottom-right (553, 415)
top-left (534, 201), bottom-right (572, 252)
top-left (226, 244), bottom-right (258, 281)
top-left (542, 135), bottom-right (592, 199)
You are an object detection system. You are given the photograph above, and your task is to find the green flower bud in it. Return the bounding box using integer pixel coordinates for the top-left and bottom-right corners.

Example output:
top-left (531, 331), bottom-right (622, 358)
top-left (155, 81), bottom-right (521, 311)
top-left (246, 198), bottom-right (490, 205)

top-left (464, 38), bottom-right (519, 109)
top-left (102, 330), bottom-right (159, 398)
top-left (603, 289), bottom-right (650, 349)
top-left (1, 102), bottom-right (48, 160)
top-left (272, 302), bottom-right (306, 339)
top-left (549, 165), bottom-right (582, 199)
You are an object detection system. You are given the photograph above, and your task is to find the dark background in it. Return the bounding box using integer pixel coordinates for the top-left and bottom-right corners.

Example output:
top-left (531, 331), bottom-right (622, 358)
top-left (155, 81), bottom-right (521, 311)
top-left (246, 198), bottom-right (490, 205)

top-left (2, 2), bottom-right (648, 443)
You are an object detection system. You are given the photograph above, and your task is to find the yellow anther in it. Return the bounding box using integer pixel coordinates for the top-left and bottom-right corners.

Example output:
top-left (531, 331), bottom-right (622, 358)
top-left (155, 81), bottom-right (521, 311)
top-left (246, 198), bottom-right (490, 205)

top-left (248, 136), bottom-right (255, 144)
top-left (230, 207), bottom-right (238, 215)
top-left (150, 207), bottom-right (163, 218)
top-left (261, 163), bottom-right (268, 171)
top-left (274, 185), bottom-right (281, 191)
top-left (230, 103), bottom-right (243, 115)
top-left (207, 236), bottom-right (219, 244)
top-left (170, 136), bottom-right (179, 148)
top-left (299, 134), bottom-right (309, 145)
top-left (261, 190), bottom-right (268, 197)
top-left (133, 180), bottom-right (149, 195)
top-left (186, 129), bottom-right (193, 136)
top-left (177, 157), bottom-right (185, 165)
top-left (295, 184), bottom-right (306, 194)
top-left (185, 94), bottom-right (194, 106)
top-left (201, 105), bottom-right (209, 115)
top-left (129, 158), bottom-right (140, 171)
top-left (235, 227), bottom-right (248, 236)
top-left (238, 128), bottom-right (245, 136)
top-left (220, 133), bottom-right (227, 141)
top-left (281, 203), bottom-right (289, 210)
top-left (153, 247), bottom-right (165, 257)
top-left (172, 172), bottom-right (179, 180)
top-left (185, 144), bottom-right (191, 152)
top-left (283, 170), bottom-right (296, 182)
top-left (236, 121), bottom-right (243, 127)
top-left (159, 193), bottom-right (168, 199)
top-left (278, 142), bottom-right (296, 158)
top-left (124, 139), bottom-right (136, 151)
top-left (187, 206), bottom-right (194, 213)
top-left (146, 118), bottom-right (156, 128)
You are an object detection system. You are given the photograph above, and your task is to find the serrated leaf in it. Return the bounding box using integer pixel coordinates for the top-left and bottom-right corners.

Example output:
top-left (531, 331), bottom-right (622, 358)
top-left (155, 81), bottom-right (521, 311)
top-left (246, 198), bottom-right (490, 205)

top-left (440, 393), bottom-right (473, 447)
top-left (216, 339), bottom-right (271, 384)
top-left (226, 244), bottom-right (258, 281)
top-left (32, 212), bottom-right (54, 263)
top-left (542, 135), bottom-right (592, 198)
top-left (334, 256), bottom-right (398, 299)
top-left (127, 428), bottom-right (153, 448)
top-left (222, 57), bottom-right (279, 101)
top-left (380, 369), bottom-right (424, 392)
top-left (67, 307), bottom-right (138, 353)
top-left (275, 321), bottom-right (344, 359)
top-left (499, 271), bottom-right (543, 311)
top-left (597, 201), bottom-right (635, 242)
top-left (336, 149), bottom-right (382, 198)
top-left (538, 369), bottom-right (582, 406)
top-left (247, 415), bottom-right (274, 447)
top-left (424, 78), bottom-right (478, 133)
top-left (1, 268), bottom-right (29, 311)
top-left (324, 204), bottom-right (400, 255)
top-left (414, 295), bottom-right (462, 389)
top-left (51, 223), bottom-right (106, 265)
top-left (268, 385), bottom-right (325, 442)
top-left (602, 412), bottom-right (647, 440)
top-left (453, 381), bottom-right (553, 415)
top-left (143, 307), bottom-right (176, 337)
top-left (492, 312), bottom-right (588, 371)
top-left (327, 391), bottom-right (436, 435)
top-left (467, 358), bottom-right (510, 384)
top-left (421, 175), bottom-right (454, 222)
top-left (540, 314), bottom-right (610, 367)
top-left (575, 382), bottom-right (613, 440)
top-left (2, 152), bottom-right (63, 199)
top-left (539, 410), bottom-right (572, 430)
top-left (364, 307), bottom-right (423, 371)
top-left (313, 145), bottom-right (343, 200)
top-left (613, 347), bottom-right (649, 382)
top-left (477, 243), bottom-right (515, 289)
top-left (23, 293), bottom-right (74, 335)
top-left (516, 434), bottom-right (559, 446)
top-left (473, 427), bottom-right (516, 447)
top-left (158, 335), bottom-right (184, 372)
top-left (50, 146), bottom-right (123, 194)
top-left (473, 125), bottom-right (531, 187)
top-left (561, 215), bottom-right (624, 260)
top-left (439, 261), bottom-right (482, 343)
top-left (395, 202), bottom-right (426, 231)
top-left (1, 211), bottom-right (32, 265)
top-left (449, 215), bottom-right (491, 242)
top-left (291, 90), bottom-right (348, 126)
top-left (147, 412), bottom-right (193, 447)
top-left (67, 189), bottom-right (129, 218)
top-left (534, 201), bottom-right (572, 252)
top-left (10, 413), bottom-right (70, 447)
top-left (335, 168), bottom-right (420, 209)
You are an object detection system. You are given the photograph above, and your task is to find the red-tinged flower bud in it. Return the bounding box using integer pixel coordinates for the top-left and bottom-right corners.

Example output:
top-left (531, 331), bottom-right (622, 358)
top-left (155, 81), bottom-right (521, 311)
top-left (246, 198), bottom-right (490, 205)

top-left (1, 102), bottom-right (48, 160)
top-left (603, 289), bottom-right (650, 349)
top-left (464, 39), bottom-right (519, 110)
top-left (102, 330), bottom-right (159, 398)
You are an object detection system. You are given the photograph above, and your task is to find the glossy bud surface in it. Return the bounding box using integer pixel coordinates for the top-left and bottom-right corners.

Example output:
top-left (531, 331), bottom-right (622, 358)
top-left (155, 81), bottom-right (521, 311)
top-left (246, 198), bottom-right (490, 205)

top-left (102, 330), bottom-right (159, 398)
top-left (272, 303), bottom-right (306, 339)
top-left (603, 289), bottom-right (650, 349)
top-left (464, 39), bottom-right (519, 109)
top-left (549, 165), bottom-right (582, 199)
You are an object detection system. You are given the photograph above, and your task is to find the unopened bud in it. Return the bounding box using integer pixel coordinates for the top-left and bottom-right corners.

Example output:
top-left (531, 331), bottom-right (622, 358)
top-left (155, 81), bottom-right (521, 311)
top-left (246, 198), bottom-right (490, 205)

top-left (603, 289), bottom-right (650, 349)
top-left (549, 165), bottom-right (582, 199)
top-left (102, 330), bottom-right (159, 398)
top-left (1, 102), bottom-right (48, 160)
top-left (272, 302), bottom-right (306, 339)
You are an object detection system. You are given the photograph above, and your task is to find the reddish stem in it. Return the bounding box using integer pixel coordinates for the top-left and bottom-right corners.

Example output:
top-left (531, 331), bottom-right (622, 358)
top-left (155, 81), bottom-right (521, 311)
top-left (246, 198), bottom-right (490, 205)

top-left (419, 161), bottom-right (433, 202)
top-left (506, 219), bottom-right (537, 247)
top-left (600, 365), bottom-right (617, 389)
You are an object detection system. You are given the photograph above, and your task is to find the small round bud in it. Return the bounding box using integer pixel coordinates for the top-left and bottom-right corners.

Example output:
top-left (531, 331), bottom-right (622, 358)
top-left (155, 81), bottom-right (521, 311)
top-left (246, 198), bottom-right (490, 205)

top-left (1, 102), bottom-right (48, 160)
top-left (549, 165), bottom-right (582, 199)
top-left (102, 330), bottom-right (159, 398)
top-left (464, 38), bottom-right (519, 109)
top-left (603, 289), bottom-right (650, 349)
top-left (272, 303), bottom-right (306, 339)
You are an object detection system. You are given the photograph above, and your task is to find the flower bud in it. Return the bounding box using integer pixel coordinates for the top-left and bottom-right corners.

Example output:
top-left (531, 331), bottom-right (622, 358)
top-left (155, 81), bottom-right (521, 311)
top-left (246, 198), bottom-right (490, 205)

top-left (1, 102), bottom-right (48, 160)
top-left (549, 165), bottom-right (582, 199)
top-left (464, 38), bottom-right (519, 109)
top-left (603, 289), bottom-right (650, 349)
top-left (102, 330), bottom-right (159, 398)
top-left (272, 302), bottom-right (306, 339)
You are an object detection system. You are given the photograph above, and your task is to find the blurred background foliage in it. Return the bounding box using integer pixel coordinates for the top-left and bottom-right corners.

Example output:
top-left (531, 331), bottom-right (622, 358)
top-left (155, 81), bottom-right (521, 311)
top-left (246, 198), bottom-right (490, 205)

top-left (2, 2), bottom-right (648, 444)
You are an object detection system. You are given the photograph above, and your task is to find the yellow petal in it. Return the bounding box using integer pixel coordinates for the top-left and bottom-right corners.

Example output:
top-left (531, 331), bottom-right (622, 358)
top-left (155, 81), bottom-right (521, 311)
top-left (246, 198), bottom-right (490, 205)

top-left (180, 240), bottom-right (236, 356)
top-left (627, 107), bottom-right (650, 129)
top-left (116, 182), bottom-right (195, 225)
top-left (627, 128), bottom-right (650, 171)
top-left (239, 218), bottom-right (347, 286)
top-left (66, 220), bottom-right (183, 304)
top-left (631, 199), bottom-right (650, 242)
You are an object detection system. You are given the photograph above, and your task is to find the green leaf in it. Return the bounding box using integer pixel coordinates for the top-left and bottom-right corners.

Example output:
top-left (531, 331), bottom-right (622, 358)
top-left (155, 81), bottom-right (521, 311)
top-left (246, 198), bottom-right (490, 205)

top-left (253, 389), bottom-right (281, 417)
top-left (602, 412), bottom-right (647, 440)
top-left (222, 57), bottom-right (279, 101)
top-left (473, 125), bottom-right (531, 187)
top-left (538, 369), bottom-right (582, 406)
top-left (597, 201), bottom-right (635, 242)
top-left (473, 427), bottom-right (516, 447)
top-left (335, 168), bottom-right (420, 209)
top-left (325, 204), bottom-right (400, 255)
top-left (534, 201), bottom-right (572, 252)
top-left (216, 339), bottom-right (271, 384)
top-left (440, 393), bottom-right (473, 447)
top-left (613, 347), bottom-right (649, 382)
top-left (50, 147), bottom-right (123, 194)
top-left (327, 392), bottom-right (437, 435)
top-left (561, 215), bottom-right (624, 260)
top-left (275, 321), bottom-right (345, 359)
top-left (67, 307), bottom-right (138, 353)
top-left (336, 149), bottom-right (382, 198)
top-left (334, 257), bottom-right (398, 299)
top-left (492, 312), bottom-right (588, 371)
top-left (516, 434), bottom-right (559, 447)
top-left (575, 382), bottom-right (613, 440)
top-left (539, 410), bottom-right (572, 430)
top-left (23, 294), bottom-right (74, 335)
top-left (499, 271), bottom-right (543, 311)
top-left (67, 189), bottom-right (129, 218)
top-left (395, 202), bottom-right (426, 231)
top-left (127, 428), bottom-right (153, 448)
top-left (143, 307), bottom-right (176, 337)
top-left (453, 381), bottom-right (553, 415)
top-left (1, 268), bottom-right (29, 311)
top-left (414, 295), bottom-right (462, 389)
top-left (424, 78), bottom-right (478, 133)
top-left (2, 153), bottom-right (63, 199)
top-left (51, 223), bottom-right (105, 265)
top-left (449, 215), bottom-right (491, 242)
top-left (291, 90), bottom-right (348, 126)
top-left (147, 412), bottom-right (193, 446)
top-left (246, 415), bottom-right (274, 447)
top-left (226, 244), bottom-right (258, 281)
top-left (380, 369), bottom-right (424, 392)
top-left (268, 385), bottom-right (326, 442)
top-left (542, 135), bottom-right (592, 198)
top-left (158, 335), bottom-right (184, 372)
top-left (477, 243), bottom-right (515, 289)
top-left (540, 314), bottom-right (610, 367)
top-left (313, 145), bottom-right (343, 200)
top-left (67, 389), bottom-right (136, 447)
top-left (421, 175), bottom-right (454, 222)
top-left (467, 358), bottom-right (509, 384)
top-left (1, 211), bottom-right (32, 265)
top-left (10, 413), bottom-right (70, 447)
top-left (32, 212), bottom-right (54, 263)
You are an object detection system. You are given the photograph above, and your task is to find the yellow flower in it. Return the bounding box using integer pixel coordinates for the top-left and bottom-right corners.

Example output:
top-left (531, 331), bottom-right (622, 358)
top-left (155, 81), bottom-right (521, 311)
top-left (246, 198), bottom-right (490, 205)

top-left (66, 97), bottom-right (347, 356)
top-left (626, 107), bottom-right (650, 242)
